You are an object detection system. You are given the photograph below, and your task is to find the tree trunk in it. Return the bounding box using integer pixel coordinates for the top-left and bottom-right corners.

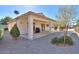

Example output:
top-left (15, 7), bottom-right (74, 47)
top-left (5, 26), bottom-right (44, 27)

top-left (64, 23), bottom-right (68, 45)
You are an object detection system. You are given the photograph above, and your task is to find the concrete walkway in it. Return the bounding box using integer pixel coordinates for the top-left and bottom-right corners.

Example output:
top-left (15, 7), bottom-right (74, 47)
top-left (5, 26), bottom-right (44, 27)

top-left (0, 31), bottom-right (79, 54)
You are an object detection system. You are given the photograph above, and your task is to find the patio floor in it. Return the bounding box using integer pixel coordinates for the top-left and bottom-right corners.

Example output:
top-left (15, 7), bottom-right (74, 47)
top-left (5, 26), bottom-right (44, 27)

top-left (0, 31), bottom-right (79, 54)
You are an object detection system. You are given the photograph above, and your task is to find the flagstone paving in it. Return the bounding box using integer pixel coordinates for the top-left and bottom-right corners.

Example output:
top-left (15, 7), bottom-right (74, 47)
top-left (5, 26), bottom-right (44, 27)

top-left (0, 31), bottom-right (79, 54)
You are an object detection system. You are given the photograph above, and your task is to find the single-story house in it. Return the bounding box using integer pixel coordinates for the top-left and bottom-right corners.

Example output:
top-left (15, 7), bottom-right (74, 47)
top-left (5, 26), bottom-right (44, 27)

top-left (7, 11), bottom-right (57, 40)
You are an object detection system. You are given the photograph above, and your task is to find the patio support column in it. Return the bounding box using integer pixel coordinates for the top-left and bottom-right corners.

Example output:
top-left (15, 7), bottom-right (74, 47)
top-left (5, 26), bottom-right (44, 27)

top-left (28, 15), bottom-right (33, 40)
top-left (49, 22), bottom-right (52, 32)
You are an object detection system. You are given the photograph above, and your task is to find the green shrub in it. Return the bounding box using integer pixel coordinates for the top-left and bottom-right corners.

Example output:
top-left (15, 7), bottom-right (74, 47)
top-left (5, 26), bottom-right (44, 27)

top-left (10, 24), bottom-right (20, 38)
top-left (65, 36), bottom-right (73, 45)
top-left (51, 36), bottom-right (74, 46)
top-left (58, 36), bottom-right (64, 44)
top-left (51, 37), bottom-right (59, 45)
top-left (0, 29), bottom-right (4, 41)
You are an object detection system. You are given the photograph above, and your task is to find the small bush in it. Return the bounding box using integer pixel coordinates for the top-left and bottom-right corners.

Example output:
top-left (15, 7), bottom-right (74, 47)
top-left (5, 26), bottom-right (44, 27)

top-left (0, 29), bottom-right (4, 41)
top-left (58, 36), bottom-right (64, 44)
top-left (51, 36), bottom-right (74, 46)
top-left (65, 36), bottom-right (73, 45)
top-left (51, 37), bottom-right (59, 45)
top-left (10, 24), bottom-right (20, 38)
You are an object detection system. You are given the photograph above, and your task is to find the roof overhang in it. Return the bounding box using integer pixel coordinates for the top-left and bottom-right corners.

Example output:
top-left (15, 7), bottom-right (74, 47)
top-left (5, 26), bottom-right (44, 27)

top-left (14, 11), bottom-right (56, 22)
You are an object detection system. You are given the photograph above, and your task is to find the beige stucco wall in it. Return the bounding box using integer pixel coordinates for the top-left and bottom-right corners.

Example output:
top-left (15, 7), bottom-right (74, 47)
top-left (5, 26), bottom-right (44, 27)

top-left (7, 21), bottom-right (16, 31)
top-left (16, 18), bottom-right (28, 34)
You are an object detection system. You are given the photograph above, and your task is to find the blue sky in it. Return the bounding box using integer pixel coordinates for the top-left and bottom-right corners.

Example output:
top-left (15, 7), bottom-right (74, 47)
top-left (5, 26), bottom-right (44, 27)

top-left (0, 5), bottom-right (79, 21)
